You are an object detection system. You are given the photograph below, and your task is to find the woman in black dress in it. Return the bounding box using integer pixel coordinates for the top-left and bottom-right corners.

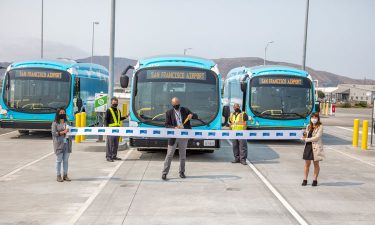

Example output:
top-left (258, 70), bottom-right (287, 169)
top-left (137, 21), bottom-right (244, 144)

top-left (301, 112), bottom-right (324, 186)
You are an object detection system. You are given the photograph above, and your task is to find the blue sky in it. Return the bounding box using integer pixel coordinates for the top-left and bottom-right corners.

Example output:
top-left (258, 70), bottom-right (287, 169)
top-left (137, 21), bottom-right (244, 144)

top-left (0, 0), bottom-right (374, 79)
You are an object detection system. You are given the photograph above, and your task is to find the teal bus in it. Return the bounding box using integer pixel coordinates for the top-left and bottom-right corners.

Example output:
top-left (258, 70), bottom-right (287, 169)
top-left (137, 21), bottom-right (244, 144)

top-left (0, 60), bottom-right (108, 133)
top-left (120, 55), bottom-right (222, 151)
top-left (223, 65), bottom-right (317, 131)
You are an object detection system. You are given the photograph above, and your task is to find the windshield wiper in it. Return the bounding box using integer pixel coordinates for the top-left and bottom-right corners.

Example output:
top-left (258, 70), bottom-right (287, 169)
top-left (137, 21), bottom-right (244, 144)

top-left (281, 112), bottom-right (306, 119)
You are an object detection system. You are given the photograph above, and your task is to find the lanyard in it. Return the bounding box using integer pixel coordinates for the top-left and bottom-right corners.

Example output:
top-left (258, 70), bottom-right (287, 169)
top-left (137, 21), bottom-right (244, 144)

top-left (174, 109), bottom-right (182, 124)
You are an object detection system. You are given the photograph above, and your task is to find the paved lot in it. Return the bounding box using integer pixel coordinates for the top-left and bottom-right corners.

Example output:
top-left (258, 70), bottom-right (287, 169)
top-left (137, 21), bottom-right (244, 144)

top-left (0, 108), bottom-right (375, 225)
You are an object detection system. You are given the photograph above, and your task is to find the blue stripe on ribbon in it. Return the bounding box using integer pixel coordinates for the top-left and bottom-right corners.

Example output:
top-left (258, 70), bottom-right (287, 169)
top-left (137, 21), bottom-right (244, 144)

top-left (153, 130), bottom-right (161, 134)
top-left (276, 132), bottom-right (283, 136)
top-left (250, 132), bottom-right (257, 136)
top-left (263, 132), bottom-right (270, 136)
top-left (126, 130), bottom-right (133, 134)
top-left (112, 129), bottom-right (119, 133)
top-left (181, 131), bottom-right (189, 136)
top-left (289, 132), bottom-right (297, 136)
top-left (236, 132), bottom-right (243, 137)
top-left (222, 132), bottom-right (229, 136)
top-left (208, 132), bottom-right (215, 136)
top-left (195, 132), bottom-right (202, 136)
top-left (84, 129), bottom-right (92, 132)
top-left (98, 129), bottom-right (105, 133)
top-left (70, 128), bottom-right (78, 132)
top-left (140, 130), bottom-right (147, 134)
top-left (167, 131), bottom-right (174, 135)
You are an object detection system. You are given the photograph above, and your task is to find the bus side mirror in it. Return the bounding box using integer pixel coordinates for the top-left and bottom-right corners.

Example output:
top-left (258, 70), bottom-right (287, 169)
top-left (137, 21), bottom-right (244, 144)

top-left (76, 98), bottom-right (83, 111)
top-left (120, 75), bottom-right (129, 88)
top-left (240, 82), bottom-right (247, 93)
top-left (222, 105), bottom-right (230, 117)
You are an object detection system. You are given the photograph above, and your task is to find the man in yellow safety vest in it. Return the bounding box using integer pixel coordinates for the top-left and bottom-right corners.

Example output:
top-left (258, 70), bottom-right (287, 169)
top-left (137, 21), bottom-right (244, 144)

top-left (105, 97), bottom-right (128, 162)
top-left (229, 103), bottom-right (249, 165)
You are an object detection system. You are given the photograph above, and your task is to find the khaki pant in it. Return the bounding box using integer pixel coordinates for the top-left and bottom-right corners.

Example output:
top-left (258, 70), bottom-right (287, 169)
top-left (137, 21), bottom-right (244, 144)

top-left (162, 139), bottom-right (188, 175)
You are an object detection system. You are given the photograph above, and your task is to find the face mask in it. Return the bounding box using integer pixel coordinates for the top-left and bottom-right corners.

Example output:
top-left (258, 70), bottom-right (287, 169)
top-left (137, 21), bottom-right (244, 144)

top-left (173, 104), bottom-right (180, 110)
top-left (112, 104), bottom-right (118, 108)
top-left (58, 114), bottom-right (66, 120)
top-left (234, 108), bottom-right (240, 112)
top-left (311, 118), bottom-right (318, 124)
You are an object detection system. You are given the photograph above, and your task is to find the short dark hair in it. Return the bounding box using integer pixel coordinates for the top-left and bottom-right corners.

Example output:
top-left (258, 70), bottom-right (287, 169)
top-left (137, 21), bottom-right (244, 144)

top-left (111, 97), bottom-right (118, 102)
top-left (54, 108), bottom-right (67, 122)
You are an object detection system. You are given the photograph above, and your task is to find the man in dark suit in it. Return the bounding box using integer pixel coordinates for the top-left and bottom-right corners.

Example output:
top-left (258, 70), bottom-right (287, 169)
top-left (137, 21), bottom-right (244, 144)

top-left (162, 97), bottom-right (198, 180)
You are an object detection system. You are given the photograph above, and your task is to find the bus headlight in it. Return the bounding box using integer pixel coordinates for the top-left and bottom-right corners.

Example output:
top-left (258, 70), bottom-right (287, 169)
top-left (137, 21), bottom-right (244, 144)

top-left (0, 109), bottom-right (7, 116)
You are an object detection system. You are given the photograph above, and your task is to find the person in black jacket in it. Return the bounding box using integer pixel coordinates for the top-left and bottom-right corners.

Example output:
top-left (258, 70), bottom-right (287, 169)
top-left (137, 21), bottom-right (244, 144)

top-left (162, 97), bottom-right (198, 180)
top-left (105, 97), bottom-right (128, 162)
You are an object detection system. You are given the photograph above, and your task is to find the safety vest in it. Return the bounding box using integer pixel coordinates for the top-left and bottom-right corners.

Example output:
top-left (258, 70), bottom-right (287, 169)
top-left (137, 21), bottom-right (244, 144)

top-left (109, 108), bottom-right (121, 127)
top-left (230, 112), bottom-right (247, 130)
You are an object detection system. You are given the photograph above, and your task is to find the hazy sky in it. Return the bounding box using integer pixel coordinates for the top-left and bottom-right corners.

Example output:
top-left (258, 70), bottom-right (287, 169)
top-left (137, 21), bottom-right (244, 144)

top-left (0, 0), bottom-right (374, 79)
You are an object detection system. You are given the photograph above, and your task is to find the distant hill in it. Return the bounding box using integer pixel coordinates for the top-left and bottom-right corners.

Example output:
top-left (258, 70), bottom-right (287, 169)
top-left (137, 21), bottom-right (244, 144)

top-left (1, 56), bottom-right (373, 87)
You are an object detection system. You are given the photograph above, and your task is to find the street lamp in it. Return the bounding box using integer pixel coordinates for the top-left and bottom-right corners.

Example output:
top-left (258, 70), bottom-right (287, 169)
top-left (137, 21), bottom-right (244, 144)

top-left (302, 0), bottom-right (310, 70)
top-left (264, 41), bottom-right (274, 66)
top-left (91, 21), bottom-right (100, 68)
top-left (184, 48), bottom-right (192, 55)
top-left (41, 0), bottom-right (44, 58)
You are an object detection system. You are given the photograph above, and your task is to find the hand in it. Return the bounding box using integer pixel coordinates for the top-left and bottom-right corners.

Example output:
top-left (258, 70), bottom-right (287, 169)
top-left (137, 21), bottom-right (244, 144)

top-left (300, 137), bottom-right (306, 141)
top-left (187, 114), bottom-right (193, 120)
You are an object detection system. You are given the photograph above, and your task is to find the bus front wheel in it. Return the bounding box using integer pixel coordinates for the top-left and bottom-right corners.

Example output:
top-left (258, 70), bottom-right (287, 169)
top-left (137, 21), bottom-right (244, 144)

top-left (18, 130), bottom-right (30, 135)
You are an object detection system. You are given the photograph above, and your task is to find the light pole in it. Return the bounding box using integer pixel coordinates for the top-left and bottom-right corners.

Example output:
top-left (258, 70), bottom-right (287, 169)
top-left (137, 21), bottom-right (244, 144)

top-left (302, 0), bottom-right (310, 70)
top-left (264, 41), bottom-right (274, 65)
top-left (91, 21), bottom-right (100, 67)
top-left (41, 0), bottom-right (44, 58)
top-left (184, 48), bottom-right (192, 55)
top-left (108, 0), bottom-right (116, 100)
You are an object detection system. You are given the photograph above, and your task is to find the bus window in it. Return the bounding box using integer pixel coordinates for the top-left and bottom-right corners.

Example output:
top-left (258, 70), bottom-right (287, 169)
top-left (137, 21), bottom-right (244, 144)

top-left (3, 68), bottom-right (71, 113)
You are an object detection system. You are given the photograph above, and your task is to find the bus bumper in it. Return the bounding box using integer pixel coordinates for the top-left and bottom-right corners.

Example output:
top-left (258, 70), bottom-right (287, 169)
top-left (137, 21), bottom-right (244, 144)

top-left (129, 137), bottom-right (220, 150)
top-left (0, 120), bottom-right (52, 130)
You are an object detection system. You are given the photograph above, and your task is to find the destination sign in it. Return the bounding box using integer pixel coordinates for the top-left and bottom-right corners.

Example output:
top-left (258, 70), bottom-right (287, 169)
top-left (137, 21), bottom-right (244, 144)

top-left (146, 70), bottom-right (206, 80)
top-left (259, 77), bottom-right (303, 86)
top-left (16, 70), bottom-right (63, 79)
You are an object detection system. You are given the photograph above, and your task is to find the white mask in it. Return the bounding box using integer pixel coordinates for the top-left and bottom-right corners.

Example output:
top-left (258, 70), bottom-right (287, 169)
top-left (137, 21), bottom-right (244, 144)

top-left (311, 118), bottom-right (318, 124)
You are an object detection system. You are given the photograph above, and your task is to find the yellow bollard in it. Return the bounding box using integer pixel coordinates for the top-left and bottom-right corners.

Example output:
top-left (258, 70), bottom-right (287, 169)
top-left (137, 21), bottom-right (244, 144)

top-left (361, 120), bottom-right (368, 150)
top-left (325, 102), bottom-right (329, 116)
top-left (352, 119), bottom-right (359, 147)
top-left (81, 112), bottom-right (86, 141)
top-left (119, 103), bottom-right (128, 142)
top-left (321, 103), bottom-right (325, 115)
top-left (75, 113), bottom-right (81, 143)
top-left (122, 103), bottom-right (128, 116)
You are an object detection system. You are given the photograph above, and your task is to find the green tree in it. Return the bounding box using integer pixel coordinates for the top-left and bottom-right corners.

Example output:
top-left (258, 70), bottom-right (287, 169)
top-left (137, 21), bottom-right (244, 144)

top-left (318, 90), bottom-right (325, 99)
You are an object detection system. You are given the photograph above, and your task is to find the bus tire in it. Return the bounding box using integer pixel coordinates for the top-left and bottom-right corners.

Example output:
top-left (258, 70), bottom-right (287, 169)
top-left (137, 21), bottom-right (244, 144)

top-left (18, 130), bottom-right (30, 135)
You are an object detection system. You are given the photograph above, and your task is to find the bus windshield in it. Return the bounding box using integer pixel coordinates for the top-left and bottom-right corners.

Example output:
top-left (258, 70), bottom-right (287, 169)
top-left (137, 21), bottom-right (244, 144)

top-left (250, 75), bottom-right (313, 120)
top-left (133, 67), bottom-right (219, 126)
top-left (2, 68), bottom-right (71, 114)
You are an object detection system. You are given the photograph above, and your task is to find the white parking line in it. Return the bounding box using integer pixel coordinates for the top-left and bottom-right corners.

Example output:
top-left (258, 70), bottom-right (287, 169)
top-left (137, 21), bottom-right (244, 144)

top-left (225, 140), bottom-right (309, 225)
top-left (68, 149), bottom-right (134, 225)
top-left (0, 152), bottom-right (54, 181)
top-left (0, 131), bottom-right (18, 137)
top-left (336, 126), bottom-right (371, 135)
top-left (327, 147), bottom-right (375, 168)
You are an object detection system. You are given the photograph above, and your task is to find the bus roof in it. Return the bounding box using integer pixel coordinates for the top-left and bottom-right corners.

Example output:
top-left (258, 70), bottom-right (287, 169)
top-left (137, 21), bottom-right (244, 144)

top-left (249, 65), bottom-right (309, 77)
top-left (138, 55), bottom-right (216, 70)
top-left (226, 66), bottom-right (251, 79)
top-left (8, 59), bottom-right (109, 77)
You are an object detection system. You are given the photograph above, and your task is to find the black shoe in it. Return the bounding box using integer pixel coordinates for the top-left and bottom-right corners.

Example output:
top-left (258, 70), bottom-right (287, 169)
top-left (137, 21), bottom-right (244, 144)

top-left (240, 161), bottom-right (247, 165)
top-left (106, 158), bottom-right (114, 162)
top-left (179, 172), bottom-right (186, 179)
top-left (162, 174), bottom-right (167, 180)
top-left (312, 180), bottom-right (318, 187)
top-left (113, 157), bottom-right (122, 160)
top-left (302, 180), bottom-right (307, 186)
top-left (231, 160), bottom-right (240, 163)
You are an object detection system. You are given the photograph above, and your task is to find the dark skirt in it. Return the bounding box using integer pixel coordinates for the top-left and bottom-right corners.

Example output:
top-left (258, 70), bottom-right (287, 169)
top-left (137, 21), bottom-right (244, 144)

top-left (303, 143), bottom-right (314, 160)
